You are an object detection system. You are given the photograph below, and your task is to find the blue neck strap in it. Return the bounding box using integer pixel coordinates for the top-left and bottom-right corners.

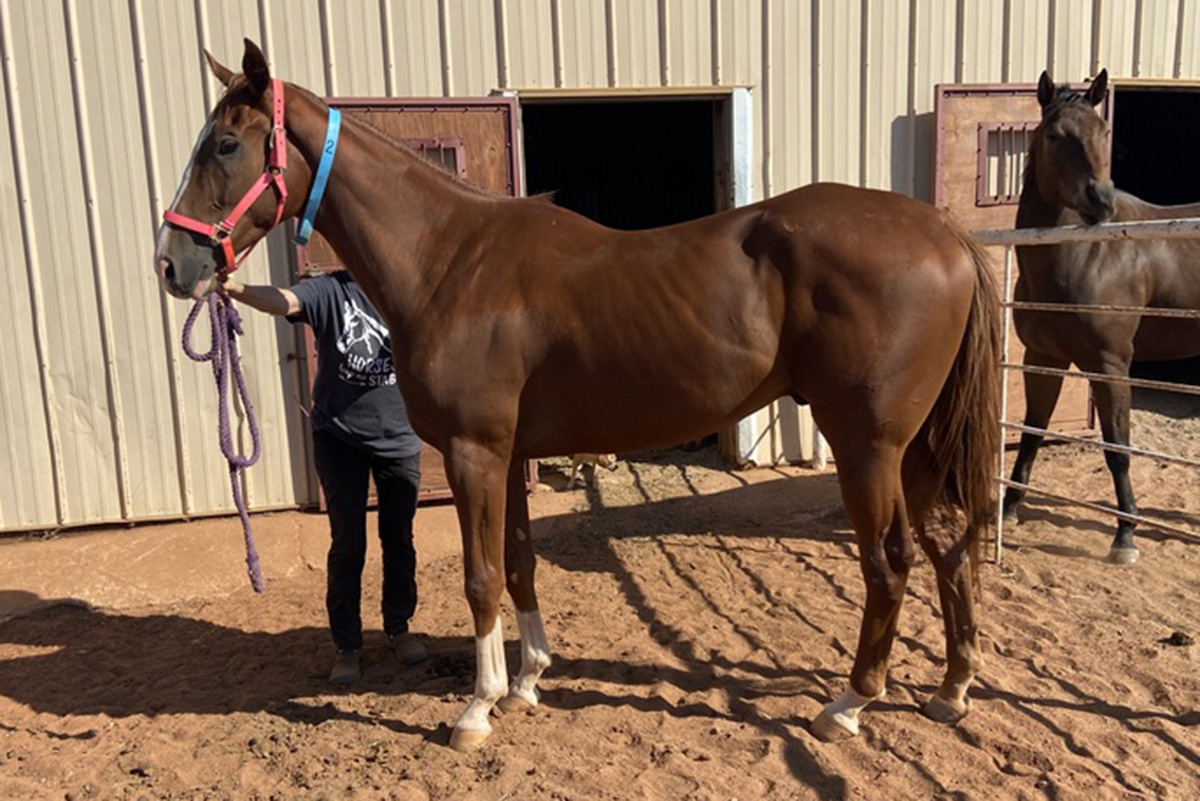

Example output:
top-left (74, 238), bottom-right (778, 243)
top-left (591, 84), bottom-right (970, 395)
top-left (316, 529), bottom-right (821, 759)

top-left (294, 107), bottom-right (342, 246)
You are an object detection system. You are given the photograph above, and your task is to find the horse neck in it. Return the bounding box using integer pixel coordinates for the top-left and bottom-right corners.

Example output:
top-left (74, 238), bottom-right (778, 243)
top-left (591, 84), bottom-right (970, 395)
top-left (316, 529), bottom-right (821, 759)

top-left (284, 86), bottom-right (481, 334)
top-left (1016, 151), bottom-right (1062, 229)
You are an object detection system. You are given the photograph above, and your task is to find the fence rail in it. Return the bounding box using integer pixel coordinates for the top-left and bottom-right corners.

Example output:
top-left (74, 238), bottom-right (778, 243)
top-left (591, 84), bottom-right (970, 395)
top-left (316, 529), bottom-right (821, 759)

top-left (973, 221), bottom-right (1200, 563)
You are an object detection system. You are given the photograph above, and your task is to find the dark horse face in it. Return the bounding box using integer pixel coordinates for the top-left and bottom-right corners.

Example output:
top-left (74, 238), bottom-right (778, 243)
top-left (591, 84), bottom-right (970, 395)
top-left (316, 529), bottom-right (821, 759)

top-left (1031, 69), bottom-right (1115, 225)
top-left (154, 41), bottom-right (295, 299)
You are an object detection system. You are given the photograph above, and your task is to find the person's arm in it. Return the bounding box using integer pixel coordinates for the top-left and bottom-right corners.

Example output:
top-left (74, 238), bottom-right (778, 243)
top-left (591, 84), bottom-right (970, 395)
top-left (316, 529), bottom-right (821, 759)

top-left (219, 275), bottom-right (301, 317)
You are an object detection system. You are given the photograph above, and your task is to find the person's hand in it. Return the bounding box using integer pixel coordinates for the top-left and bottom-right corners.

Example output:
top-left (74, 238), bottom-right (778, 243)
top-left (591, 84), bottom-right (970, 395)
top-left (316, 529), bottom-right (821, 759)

top-left (218, 274), bottom-right (243, 296)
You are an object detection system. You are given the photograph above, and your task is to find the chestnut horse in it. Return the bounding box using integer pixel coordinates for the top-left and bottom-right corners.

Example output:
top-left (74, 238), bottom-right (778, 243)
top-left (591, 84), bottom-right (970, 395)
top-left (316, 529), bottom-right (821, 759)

top-left (155, 41), bottom-right (999, 750)
top-left (1002, 70), bottom-right (1200, 565)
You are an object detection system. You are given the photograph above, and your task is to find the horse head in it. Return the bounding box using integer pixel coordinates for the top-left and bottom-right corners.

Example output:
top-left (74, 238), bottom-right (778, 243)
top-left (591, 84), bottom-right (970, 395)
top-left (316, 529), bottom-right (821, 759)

top-left (1029, 69), bottom-right (1114, 224)
top-left (154, 40), bottom-right (312, 299)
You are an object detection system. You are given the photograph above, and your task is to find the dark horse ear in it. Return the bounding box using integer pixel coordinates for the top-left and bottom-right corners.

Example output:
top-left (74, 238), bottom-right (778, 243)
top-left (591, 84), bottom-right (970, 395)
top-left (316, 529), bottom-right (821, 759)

top-left (241, 38), bottom-right (271, 97)
top-left (1037, 71), bottom-right (1055, 109)
top-left (205, 50), bottom-right (235, 87)
top-left (1086, 69), bottom-right (1109, 106)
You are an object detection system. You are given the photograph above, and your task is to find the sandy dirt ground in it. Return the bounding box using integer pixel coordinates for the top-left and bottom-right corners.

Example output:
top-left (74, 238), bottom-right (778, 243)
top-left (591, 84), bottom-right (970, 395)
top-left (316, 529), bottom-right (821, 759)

top-left (1, 392), bottom-right (1199, 800)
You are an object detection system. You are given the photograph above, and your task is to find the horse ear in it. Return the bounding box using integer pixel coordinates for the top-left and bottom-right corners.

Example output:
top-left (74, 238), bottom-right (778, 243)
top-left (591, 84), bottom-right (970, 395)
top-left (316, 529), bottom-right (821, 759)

top-left (241, 38), bottom-right (271, 96)
top-left (1086, 69), bottom-right (1109, 107)
top-left (205, 50), bottom-right (235, 87)
top-left (1037, 71), bottom-right (1055, 109)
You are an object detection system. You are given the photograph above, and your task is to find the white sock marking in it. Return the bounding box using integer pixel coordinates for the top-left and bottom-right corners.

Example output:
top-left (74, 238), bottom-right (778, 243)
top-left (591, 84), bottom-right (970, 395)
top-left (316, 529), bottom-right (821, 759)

top-left (820, 687), bottom-right (881, 737)
top-left (453, 617), bottom-right (507, 734)
top-left (509, 609), bottom-right (552, 706)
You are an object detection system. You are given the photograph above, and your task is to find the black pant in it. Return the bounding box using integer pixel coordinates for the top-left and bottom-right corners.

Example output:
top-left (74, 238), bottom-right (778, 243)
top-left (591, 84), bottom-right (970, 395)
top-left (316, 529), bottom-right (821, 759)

top-left (312, 428), bottom-right (421, 653)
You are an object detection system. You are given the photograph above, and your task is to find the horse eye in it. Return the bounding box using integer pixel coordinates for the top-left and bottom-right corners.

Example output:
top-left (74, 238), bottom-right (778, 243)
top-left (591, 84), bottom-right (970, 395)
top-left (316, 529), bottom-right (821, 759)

top-left (217, 137), bottom-right (240, 157)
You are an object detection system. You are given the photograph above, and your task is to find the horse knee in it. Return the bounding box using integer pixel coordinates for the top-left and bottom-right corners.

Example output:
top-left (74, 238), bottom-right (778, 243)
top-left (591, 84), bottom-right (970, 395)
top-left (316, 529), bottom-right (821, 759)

top-left (465, 567), bottom-right (503, 613)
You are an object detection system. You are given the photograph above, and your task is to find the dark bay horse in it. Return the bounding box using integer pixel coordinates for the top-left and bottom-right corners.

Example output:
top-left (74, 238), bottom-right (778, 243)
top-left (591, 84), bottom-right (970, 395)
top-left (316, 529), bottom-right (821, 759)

top-left (155, 41), bottom-right (1000, 750)
top-left (1002, 70), bottom-right (1200, 565)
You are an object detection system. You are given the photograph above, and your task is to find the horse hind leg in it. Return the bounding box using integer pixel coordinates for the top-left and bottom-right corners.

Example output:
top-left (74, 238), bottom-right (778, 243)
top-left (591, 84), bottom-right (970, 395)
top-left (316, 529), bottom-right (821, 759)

top-left (811, 440), bottom-right (914, 741)
top-left (904, 438), bottom-right (982, 724)
top-left (496, 459), bottom-right (552, 714)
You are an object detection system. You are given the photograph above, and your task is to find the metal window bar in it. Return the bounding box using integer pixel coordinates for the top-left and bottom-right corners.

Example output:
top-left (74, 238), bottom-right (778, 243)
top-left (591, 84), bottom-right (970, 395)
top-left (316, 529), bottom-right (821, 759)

top-left (979, 228), bottom-right (1200, 564)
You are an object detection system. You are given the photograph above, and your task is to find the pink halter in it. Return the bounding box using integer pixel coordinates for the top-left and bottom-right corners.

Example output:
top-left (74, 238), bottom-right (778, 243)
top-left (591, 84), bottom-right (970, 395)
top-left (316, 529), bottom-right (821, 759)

top-left (162, 79), bottom-right (289, 274)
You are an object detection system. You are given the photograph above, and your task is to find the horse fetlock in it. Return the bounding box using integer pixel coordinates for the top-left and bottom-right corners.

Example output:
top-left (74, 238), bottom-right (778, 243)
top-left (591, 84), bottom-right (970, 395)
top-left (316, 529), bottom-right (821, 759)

top-left (1107, 545), bottom-right (1140, 565)
top-left (811, 687), bottom-right (882, 742)
top-left (1001, 498), bottom-right (1021, 523)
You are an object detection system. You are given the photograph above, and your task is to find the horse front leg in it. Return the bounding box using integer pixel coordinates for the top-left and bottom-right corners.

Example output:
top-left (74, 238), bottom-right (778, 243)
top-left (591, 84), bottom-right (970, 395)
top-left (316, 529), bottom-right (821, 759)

top-left (496, 459), bottom-right (552, 714)
top-left (1003, 350), bottom-right (1069, 522)
top-left (1090, 370), bottom-right (1140, 564)
top-left (812, 442), bottom-right (912, 741)
top-left (444, 436), bottom-right (512, 751)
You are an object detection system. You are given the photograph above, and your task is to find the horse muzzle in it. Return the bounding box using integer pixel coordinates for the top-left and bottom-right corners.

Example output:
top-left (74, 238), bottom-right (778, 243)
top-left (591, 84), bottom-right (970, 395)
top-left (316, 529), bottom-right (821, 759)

top-left (1082, 180), bottom-right (1116, 224)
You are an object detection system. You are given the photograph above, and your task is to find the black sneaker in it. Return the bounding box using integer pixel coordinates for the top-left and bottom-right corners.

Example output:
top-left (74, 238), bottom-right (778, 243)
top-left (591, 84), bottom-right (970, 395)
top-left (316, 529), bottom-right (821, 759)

top-left (329, 650), bottom-right (361, 684)
top-left (390, 632), bottom-right (428, 665)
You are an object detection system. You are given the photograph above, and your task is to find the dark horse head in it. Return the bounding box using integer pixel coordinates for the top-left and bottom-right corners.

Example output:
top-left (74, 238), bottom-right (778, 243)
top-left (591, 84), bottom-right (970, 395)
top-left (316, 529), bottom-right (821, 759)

top-left (1029, 69), bottom-right (1114, 225)
top-left (154, 40), bottom-right (311, 299)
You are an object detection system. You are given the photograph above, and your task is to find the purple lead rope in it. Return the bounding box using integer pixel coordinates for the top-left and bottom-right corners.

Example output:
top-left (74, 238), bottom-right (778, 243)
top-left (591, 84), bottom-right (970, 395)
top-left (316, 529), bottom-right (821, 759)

top-left (183, 293), bottom-right (266, 592)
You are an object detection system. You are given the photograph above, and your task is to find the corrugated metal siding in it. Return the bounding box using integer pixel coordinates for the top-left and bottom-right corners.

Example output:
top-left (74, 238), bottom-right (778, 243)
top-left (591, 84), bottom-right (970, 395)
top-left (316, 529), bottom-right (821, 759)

top-left (2, 0), bottom-right (1198, 530)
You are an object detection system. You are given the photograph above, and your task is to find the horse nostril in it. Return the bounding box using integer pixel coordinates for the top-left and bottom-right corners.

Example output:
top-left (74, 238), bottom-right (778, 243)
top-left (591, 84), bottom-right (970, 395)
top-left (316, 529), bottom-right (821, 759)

top-left (159, 257), bottom-right (176, 285)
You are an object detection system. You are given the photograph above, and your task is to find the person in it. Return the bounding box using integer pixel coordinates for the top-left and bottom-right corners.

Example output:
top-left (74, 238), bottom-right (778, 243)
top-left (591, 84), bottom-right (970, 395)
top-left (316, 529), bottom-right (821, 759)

top-left (221, 269), bottom-right (427, 684)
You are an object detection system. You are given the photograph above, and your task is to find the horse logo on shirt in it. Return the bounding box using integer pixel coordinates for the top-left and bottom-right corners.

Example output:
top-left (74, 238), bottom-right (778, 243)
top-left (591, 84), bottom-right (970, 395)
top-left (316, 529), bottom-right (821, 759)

top-left (336, 299), bottom-right (396, 387)
top-left (337, 299), bottom-right (389, 356)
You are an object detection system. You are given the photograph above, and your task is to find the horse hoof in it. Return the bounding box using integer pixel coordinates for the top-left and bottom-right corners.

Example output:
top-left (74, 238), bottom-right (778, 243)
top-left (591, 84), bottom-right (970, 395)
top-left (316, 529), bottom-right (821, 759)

top-left (811, 708), bottom-right (858, 742)
top-left (449, 726), bottom-right (491, 752)
top-left (495, 693), bottom-right (535, 715)
top-left (1107, 546), bottom-right (1140, 566)
top-left (923, 693), bottom-right (969, 725)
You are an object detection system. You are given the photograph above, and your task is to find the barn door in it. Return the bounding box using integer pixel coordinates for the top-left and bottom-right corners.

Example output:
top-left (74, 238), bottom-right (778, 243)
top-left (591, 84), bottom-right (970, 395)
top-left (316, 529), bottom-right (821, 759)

top-left (934, 83), bottom-right (1110, 440)
top-left (296, 97), bottom-right (521, 503)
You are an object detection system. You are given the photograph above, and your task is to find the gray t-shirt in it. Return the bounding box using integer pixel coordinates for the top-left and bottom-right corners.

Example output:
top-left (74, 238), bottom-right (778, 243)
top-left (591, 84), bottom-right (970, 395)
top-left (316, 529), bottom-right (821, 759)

top-left (288, 272), bottom-right (421, 458)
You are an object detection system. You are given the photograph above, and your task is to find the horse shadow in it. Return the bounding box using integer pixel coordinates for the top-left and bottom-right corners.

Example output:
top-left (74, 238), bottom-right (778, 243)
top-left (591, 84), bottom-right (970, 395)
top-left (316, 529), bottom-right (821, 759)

top-left (0, 584), bottom-right (861, 797)
top-left (6, 465), bottom-right (1189, 797)
top-left (1011, 494), bottom-right (1197, 554)
top-left (0, 468), bottom-right (858, 796)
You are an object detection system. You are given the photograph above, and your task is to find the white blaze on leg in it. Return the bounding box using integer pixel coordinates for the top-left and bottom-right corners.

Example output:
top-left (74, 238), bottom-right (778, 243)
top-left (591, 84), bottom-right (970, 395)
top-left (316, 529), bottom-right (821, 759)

top-left (508, 609), bottom-right (552, 707)
top-left (453, 617), bottom-right (508, 735)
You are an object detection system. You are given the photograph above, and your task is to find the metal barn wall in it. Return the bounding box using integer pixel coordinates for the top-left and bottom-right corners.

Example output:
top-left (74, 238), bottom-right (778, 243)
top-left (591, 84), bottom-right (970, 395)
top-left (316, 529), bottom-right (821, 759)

top-left (1, 0), bottom-right (1197, 531)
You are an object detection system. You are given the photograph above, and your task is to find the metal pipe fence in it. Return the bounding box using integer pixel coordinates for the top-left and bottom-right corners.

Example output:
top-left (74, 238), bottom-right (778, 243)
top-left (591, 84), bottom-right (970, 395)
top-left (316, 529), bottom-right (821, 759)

top-left (974, 218), bottom-right (1200, 563)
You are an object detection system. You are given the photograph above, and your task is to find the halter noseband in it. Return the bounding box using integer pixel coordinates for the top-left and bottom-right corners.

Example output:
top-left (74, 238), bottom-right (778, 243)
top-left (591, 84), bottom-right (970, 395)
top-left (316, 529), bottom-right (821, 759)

top-left (162, 78), bottom-right (289, 275)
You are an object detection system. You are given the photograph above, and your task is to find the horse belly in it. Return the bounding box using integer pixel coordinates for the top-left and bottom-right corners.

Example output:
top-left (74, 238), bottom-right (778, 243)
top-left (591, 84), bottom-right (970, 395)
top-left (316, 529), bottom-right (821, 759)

top-left (1133, 317), bottom-right (1200, 361)
top-left (515, 342), bottom-right (785, 457)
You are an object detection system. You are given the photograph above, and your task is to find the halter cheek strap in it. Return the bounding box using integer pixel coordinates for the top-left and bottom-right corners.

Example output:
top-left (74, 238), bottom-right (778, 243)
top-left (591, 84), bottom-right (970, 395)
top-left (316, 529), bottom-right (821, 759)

top-left (162, 78), bottom-right (289, 274)
top-left (294, 108), bottom-right (341, 246)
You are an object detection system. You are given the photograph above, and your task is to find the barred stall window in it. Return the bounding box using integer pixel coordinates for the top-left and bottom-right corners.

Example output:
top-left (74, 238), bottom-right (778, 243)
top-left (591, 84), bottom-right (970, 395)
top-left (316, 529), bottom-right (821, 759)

top-left (976, 122), bottom-right (1037, 206)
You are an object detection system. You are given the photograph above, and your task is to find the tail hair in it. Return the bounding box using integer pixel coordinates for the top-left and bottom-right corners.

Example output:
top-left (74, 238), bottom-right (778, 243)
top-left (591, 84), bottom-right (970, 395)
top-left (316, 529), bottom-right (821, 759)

top-left (925, 222), bottom-right (1003, 595)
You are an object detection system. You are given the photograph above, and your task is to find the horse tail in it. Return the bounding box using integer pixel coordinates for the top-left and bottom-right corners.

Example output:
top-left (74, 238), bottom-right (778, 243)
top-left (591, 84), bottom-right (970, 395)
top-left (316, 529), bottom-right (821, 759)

top-left (924, 221), bottom-right (1003, 596)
